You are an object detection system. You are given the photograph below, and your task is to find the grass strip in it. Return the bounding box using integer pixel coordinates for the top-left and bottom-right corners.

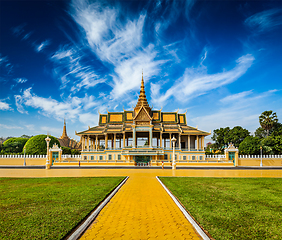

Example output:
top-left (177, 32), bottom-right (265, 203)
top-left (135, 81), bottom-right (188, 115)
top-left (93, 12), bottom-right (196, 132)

top-left (0, 177), bottom-right (124, 240)
top-left (159, 177), bottom-right (282, 240)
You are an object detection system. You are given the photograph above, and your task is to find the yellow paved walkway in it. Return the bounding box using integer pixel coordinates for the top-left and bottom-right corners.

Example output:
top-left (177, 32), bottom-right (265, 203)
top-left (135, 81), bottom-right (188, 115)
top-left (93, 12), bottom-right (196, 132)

top-left (80, 175), bottom-right (201, 240)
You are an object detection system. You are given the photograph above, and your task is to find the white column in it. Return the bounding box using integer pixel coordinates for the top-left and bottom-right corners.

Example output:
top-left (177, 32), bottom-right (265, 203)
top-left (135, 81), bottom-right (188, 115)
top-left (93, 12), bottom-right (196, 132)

top-left (178, 134), bottom-right (181, 150)
top-left (149, 128), bottom-right (152, 148)
top-left (169, 133), bottom-right (172, 148)
top-left (188, 135), bottom-right (190, 151)
top-left (95, 135), bottom-right (98, 151)
top-left (133, 128), bottom-right (136, 148)
top-left (196, 135), bottom-right (199, 150)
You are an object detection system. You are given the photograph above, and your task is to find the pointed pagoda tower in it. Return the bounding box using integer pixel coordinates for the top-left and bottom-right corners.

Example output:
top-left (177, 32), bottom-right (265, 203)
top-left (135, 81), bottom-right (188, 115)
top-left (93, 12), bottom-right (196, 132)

top-left (134, 72), bottom-right (151, 117)
top-left (60, 119), bottom-right (68, 139)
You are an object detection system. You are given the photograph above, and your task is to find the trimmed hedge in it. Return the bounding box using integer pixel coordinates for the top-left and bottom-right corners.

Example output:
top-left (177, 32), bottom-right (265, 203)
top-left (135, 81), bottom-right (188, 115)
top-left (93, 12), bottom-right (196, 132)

top-left (24, 135), bottom-right (60, 155)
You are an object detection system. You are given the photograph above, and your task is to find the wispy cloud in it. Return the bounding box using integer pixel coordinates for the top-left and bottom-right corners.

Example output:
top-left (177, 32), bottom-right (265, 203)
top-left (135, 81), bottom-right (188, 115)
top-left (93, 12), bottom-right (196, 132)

top-left (151, 54), bottom-right (255, 107)
top-left (14, 87), bottom-right (100, 125)
top-left (0, 123), bottom-right (22, 130)
top-left (0, 54), bottom-right (13, 76)
top-left (220, 90), bottom-right (253, 103)
top-left (245, 8), bottom-right (282, 33)
top-left (14, 78), bottom-right (28, 84)
top-left (36, 40), bottom-right (51, 52)
top-left (69, 0), bottom-right (165, 99)
top-left (51, 45), bottom-right (105, 93)
top-left (192, 89), bottom-right (279, 133)
top-left (11, 24), bottom-right (26, 37)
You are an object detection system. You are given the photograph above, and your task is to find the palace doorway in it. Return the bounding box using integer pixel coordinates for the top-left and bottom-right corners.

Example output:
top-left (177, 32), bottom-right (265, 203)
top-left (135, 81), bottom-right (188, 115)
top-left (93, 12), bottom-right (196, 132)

top-left (134, 156), bottom-right (151, 166)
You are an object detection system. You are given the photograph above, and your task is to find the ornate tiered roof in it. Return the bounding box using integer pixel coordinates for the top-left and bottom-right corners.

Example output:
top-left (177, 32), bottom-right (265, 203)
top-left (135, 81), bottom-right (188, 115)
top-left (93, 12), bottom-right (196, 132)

top-left (77, 74), bottom-right (210, 136)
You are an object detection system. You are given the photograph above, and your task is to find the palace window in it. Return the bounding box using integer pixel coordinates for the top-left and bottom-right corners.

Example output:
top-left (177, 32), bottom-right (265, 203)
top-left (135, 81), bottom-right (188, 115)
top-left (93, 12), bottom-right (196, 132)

top-left (183, 156), bottom-right (186, 160)
top-left (118, 154), bottom-right (121, 160)
top-left (109, 154), bottom-right (112, 160)
top-left (192, 155), bottom-right (196, 160)
top-left (99, 155), bottom-right (103, 160)
top-left (84, 156), bottom-right (87, 160)
top-left (164, 154), bottom-right (168, 160)
top-left (199, 156), bottom-right (203, 160)
top-left (91, 156), bottom-right (94, 160)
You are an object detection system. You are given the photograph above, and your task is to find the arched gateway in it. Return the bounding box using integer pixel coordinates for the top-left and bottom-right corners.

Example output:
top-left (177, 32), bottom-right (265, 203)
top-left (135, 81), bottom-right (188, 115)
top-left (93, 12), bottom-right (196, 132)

top-left (76, 74), bottom-right (210, 165)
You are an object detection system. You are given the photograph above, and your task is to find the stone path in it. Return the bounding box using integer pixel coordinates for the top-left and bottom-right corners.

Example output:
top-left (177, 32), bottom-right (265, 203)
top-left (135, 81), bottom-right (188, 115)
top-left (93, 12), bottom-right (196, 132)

top-left (80, 175), bottom-right (202, 240)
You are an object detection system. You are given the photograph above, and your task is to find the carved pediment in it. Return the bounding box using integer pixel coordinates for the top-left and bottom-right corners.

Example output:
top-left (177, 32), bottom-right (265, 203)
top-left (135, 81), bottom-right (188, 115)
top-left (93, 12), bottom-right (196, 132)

top-left (134, 107), bottom-right (152, 122)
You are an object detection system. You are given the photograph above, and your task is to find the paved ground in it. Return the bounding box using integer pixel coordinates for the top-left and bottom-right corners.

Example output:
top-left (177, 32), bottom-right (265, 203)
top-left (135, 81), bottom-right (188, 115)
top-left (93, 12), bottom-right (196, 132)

top-left (1, 168), bottom-right (281, 240)
top-left (0, 168), bottom-right (282, 178)
top-left (80, 175), bottom-right (201, 240)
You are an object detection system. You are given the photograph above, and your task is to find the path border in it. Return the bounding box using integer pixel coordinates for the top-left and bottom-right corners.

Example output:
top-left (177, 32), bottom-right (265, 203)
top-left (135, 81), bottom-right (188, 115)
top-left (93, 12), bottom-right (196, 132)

top-left (156, 176), bottom-right (210, 240)
top-left (67, 176), bottom-right (129, 240)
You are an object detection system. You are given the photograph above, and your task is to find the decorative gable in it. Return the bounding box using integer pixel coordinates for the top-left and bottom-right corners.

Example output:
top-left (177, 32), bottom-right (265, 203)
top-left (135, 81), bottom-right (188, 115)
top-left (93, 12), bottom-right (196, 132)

top-left (134, 106), bottom-right (152, 123)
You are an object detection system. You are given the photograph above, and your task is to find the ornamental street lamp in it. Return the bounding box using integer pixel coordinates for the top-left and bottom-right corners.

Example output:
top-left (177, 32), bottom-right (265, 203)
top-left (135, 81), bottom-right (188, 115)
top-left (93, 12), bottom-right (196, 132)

top-left (260, 146), bottom-right (263, 167)
top-left (23, 146), bottom-right (26, 166)
top-left (45, 135), bottom-right (51, 169)
top-left (172, 136), bottom-right (177, 170)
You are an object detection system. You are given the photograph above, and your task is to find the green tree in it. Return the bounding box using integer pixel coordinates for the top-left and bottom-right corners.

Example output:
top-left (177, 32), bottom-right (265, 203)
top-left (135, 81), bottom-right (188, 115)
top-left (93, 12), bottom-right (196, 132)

top-left (71, 149), bottom-right (81, 155)
top-left (239, 136), bottom-right (261, 155)
top-left (261, 135), bottom-right (282, 155)
top-left (24, 135), bottom-right (60, 155)
top-left (259, 110), bottom-right (278, 137)
top-left (212, 126), bottom-right (250, 151)
top-left (254, 127), bottom-right (267, 139)
top-left (61, 146), bottom-right (71, 154)
top-left (211, 127), bottom-right (230, 150)
top-left (2, 138), bottom-right (28, 154)
top-left (227, 126), bottom-right (250, 148)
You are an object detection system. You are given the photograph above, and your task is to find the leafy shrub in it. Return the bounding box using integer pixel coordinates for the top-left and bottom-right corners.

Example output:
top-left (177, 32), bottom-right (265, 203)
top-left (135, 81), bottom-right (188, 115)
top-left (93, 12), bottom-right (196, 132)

top-left (24, 135), bottom-right (60, 155)
top-left (61, 146), bottom-right (71, 154)
top-left (71, 149), bottom-right (81, 155)
top-left (2, 137), bottom-right (28, 154)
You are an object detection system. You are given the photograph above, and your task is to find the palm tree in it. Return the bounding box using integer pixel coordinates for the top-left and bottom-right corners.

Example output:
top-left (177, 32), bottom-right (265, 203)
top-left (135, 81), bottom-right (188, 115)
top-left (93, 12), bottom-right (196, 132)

top-left (259, 111), bottom-right (278, 137)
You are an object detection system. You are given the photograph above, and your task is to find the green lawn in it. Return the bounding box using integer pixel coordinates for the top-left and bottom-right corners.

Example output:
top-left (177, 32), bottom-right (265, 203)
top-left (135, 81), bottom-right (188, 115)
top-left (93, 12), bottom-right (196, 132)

top-left (159, 177), bottom-right (282, 240)
top-left (0, 177), bottom-right (124, 240)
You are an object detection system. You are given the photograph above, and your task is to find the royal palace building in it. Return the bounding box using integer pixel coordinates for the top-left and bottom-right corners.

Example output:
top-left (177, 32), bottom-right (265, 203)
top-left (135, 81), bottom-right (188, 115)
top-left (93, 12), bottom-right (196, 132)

top-left (76, 75), bottom-right (210, 165)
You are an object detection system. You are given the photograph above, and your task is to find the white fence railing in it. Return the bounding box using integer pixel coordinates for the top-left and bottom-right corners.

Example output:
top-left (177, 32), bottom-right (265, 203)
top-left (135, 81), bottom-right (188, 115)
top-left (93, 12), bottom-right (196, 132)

top-left (206, 155), bottom-right (226, 158)
top-left (0, 155), bottom-right (81, 159)
top-left (239, 155), bottom-right (282, 158)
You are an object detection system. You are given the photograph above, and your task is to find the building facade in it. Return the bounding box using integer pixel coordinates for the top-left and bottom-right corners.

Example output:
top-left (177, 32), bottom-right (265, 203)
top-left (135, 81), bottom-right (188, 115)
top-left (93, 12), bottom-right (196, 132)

top-left (76, 75), bottom-right (210, 165)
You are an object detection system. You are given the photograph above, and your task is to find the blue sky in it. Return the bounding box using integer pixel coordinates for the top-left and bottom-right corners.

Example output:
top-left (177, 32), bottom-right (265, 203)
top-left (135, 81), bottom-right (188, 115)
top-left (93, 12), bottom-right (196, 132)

top-left (0, 0), bottom-right (281, 141)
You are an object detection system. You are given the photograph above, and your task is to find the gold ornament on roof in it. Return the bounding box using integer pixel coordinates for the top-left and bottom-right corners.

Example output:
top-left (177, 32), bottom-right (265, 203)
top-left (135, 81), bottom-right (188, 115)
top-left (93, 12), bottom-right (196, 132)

top-left (134, 72), bottom-right (151, 116)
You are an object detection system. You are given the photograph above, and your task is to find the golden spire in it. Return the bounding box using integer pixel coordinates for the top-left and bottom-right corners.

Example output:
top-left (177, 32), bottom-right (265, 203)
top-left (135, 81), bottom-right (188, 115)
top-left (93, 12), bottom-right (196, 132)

top-left (134, 71), bottom-right (151, 115)
top-left (61, 119), bottom-right (68, 139)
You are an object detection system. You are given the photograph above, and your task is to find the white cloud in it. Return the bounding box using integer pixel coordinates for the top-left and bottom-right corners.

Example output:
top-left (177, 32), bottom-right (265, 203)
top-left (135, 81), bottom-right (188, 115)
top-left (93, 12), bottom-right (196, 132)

top-left (151, 54), bottom-right (255, 108)
top-left (192, 89), bottom-right (278, 133)
top-left (41, 126), bottom-right (62, 136)
top-left (51, 45), bottom-right (106, 92)
top-left (245, 8), bottom-right (282, 33)
top-left (220, 90), bottom-right (253, 103)
top-left (0, 123), bottom-right (22, 130)
top-left (15, 78), bottom-right (28, 84)
top-left (0, 100), bottom-right (12, 111)
top-left (79, 113), bottom-right (99, 126)
top-left (70, 0), bottom-right (166, 99)
top-left (14, 87), bottom-right (100, 124)
top-left (36, 40), bottom-right (50, 52)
